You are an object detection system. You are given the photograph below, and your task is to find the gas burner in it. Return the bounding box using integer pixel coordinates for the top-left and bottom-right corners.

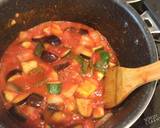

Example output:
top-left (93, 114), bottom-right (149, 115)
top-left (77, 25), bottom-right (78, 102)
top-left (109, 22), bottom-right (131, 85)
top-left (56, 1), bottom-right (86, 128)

top-left (129, 0), bottom-right (160, 35)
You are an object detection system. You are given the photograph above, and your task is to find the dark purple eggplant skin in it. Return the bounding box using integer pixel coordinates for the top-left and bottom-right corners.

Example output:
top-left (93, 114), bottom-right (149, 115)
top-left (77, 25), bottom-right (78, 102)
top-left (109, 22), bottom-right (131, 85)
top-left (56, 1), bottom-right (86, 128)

top-left (64, 27), bottom-right (77, 33)
top-left (65, 27), bottom-right (88, 35)
top-left (6, 69), bottom-right (22, 81)
top-left (41, 51), bottom-right (58, 62)
top-left (53, 62), bottom-right (70, 71)
top-left (47, 104), bottom-right (60, 112)
top-left (32, 35), bottom-right (61, 46)
top-left (9, 106), bottom-right (27, 122)
top-left (16, 93), bottom-right (43, 108)
top-left (79, 28), bottom-right (88, 35)
top-left (26, 93), bottom-right (44, 107)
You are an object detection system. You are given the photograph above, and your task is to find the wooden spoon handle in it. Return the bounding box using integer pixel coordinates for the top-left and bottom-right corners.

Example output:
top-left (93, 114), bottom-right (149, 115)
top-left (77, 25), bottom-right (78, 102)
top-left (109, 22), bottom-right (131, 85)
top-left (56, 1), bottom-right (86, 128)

top-left (115, 61), bottom-right (160, 104)
top-left (121, 60), bottom-right (160, 103)
top-left (119, 60), bottom-right (160, 99)
top-left (128, 60), bottom-right (160, 88)
top-left (104, 61), bottom-right (160, 108)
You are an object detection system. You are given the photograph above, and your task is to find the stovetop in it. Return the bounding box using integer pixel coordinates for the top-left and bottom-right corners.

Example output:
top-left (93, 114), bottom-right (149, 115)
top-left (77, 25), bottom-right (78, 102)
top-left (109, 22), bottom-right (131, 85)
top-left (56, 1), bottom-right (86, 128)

top-left (129, 0), bottom-right (160, 128)
top-left (132, 82), bottom-right (160, 128)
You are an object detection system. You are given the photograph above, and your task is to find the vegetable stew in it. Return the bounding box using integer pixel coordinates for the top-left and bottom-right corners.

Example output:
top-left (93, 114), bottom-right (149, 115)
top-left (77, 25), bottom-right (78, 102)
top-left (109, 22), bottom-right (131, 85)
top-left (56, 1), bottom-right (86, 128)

top-left (0, 21), bottom-right (117, 128)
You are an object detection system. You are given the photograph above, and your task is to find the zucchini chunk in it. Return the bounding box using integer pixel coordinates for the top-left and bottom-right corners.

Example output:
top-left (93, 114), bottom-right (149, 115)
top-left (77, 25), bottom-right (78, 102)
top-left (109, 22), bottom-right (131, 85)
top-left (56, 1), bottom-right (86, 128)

top-left (21, 60), bottom-right (38, 74)
top-left (34, 43), bottom-right (44, 57)
top-left (76, 98), bottom-right (92, 117)
top-left (92, 45), bottom-right (103, 52)
top-left (3, 90), bottom-right (18, 102)
top-left (47, 82), bottom-right (62, 94)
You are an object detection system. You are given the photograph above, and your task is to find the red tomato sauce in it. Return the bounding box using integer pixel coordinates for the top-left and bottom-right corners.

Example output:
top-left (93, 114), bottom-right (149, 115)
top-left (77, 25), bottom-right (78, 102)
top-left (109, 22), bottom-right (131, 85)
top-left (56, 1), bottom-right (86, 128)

top-left (0, 21), bottom-right (118, 128)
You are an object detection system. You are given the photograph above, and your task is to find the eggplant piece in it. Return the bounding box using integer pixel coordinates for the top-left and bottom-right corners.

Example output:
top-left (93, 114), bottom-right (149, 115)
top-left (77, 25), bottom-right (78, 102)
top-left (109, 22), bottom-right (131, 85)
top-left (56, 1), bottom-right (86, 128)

top-left (47, 95), bottom-right (64, 104)
top-left (16, 93), bottom-right (44, 107)
top-left (47, 104), bottom-right (60, 112)
top-left (32, 35), bottom-right (61, 46)
top-left (9, 106), bottom-right (27, 122)
top-left (79, 48), bottom-right (92, 59)
top-left (64, 27), bottom-right (77, 33)
top-left (92, 45), bottom-right (104, 52)
top-left (13, 93), bottom-right (30, 105)
top-left (6, 69), bottom-right (22, 81)
top-left (26, 93), bottom-right (44, 107)
top-left (53, 62), bottom-right (70, 72)
top-left (60, 49), bottom-right (71, 58)
top-left (6, 83), bottom-right (22, 92)
top-left (51, 112), bottom-right (66, 123)
top-left (3, 90), bottom-right (18, 102)
top-left (79, 28), bottom-right (88, 35)
top-left (41, 51), bottom-right (58, 63)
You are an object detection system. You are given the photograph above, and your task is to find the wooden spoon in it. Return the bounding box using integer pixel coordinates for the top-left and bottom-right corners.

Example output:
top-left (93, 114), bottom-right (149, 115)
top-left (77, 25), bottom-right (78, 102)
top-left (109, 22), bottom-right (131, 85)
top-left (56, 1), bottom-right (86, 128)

top-left (104, 61), bottom-right (160, 109)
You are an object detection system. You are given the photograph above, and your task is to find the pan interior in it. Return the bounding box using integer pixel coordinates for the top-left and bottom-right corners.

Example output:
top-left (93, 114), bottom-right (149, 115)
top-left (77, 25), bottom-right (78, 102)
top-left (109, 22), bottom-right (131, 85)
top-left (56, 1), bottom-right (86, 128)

top-left (0, 0), bottom-right (157, 128)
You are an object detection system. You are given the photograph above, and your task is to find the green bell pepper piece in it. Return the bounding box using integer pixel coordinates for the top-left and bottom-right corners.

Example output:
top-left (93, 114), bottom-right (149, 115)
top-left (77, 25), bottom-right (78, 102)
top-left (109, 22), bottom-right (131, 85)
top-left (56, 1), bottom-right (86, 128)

top-left (95, 50), bottom-right (109, 73)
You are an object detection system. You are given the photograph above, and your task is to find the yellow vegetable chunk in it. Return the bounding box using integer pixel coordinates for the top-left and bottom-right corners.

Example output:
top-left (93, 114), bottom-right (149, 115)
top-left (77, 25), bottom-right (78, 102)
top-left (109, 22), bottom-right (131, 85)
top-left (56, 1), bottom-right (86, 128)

top-left (47, 95), bottom-right (64, 105)
top-left (62, 84), bottom-right (78, 97)
top-left (60, 49), bottom-right (71, 58)
top-left (19, 31), bottom-right (29, 41)
top-left (51, 24), bottom-right (63, 36)
top-left (64, 97), bottom-right (76, 112)
top-left (80, 35), bottom-right (95, 47)
top-left (22, 41), bottom-right (31, 48)
top-left (109, 62), bottom-right (116, 67)
top-left (51, 112), bottom-right (66, 123)
top-left (8, 74), bottom-right (21, 82)
top-left (80, 48), bottom-right (92, 58)
top-left (76, 98), bottom-right (92, 117)
top-left (76, 79), bottom-right (97, 97)
top-left (13, 93), bottom-right (30, 104)
top-left (95, 71), bottom-right (104, 81)
top-left (89, 31), bottom-right (101, 41)
top-left (93, 106), bottom-right (105, 118)
top-left (92, 45), bottom-right (103, 52)
top-left (21, 60), bottom-right (38, 74)
top-left (44, 43), bottom-right (50, 49)
top-left (48, 70), bottom-right (58, 81)
top-left (3, 90), bottom-right (18, 102)
top-left (75, 46), bottom-right (92, 58)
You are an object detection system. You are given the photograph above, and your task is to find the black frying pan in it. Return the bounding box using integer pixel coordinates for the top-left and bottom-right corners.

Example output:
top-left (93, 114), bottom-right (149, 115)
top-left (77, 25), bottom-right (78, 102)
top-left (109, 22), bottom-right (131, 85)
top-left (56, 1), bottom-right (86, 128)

top-left (0, 0), bottom-right (158, 128)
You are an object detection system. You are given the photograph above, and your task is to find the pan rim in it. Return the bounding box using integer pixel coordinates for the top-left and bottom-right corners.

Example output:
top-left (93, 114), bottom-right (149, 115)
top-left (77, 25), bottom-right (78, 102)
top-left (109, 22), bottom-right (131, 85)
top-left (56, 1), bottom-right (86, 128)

top-left (114, 0), bottom-right (158, 128)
